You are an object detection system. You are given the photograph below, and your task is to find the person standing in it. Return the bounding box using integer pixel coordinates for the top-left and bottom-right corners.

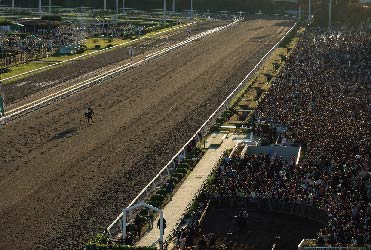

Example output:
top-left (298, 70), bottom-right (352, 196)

top-left (157, 217), bottom-right (167, 235)
top-left (147, 211), bottom-right (154, 229)
top-left (134, 214), bottom-right (142, 238)
top-left (128, 47), bottom-right (135, 60)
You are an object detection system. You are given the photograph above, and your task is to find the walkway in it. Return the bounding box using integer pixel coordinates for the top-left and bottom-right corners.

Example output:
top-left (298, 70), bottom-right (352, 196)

top-left (136, 133), bottom-right (238, 247)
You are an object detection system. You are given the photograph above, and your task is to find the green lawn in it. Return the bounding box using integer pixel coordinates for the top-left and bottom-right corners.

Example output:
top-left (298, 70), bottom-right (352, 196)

top-left (84, 37), bottom-right (127, 49)
top-left (1, 61), bottom-right (52, 81)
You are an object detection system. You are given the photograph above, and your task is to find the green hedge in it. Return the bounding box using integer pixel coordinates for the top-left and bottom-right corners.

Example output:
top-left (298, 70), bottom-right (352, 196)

top-left (176, 168), bottom-right (188, 175)
top-left (171, 172), bottom-right (184, 180)
top-left (156, 188), bottom-right (167, 196)
top-left (85, 244), bottom-right (157, 250)
top-left (86, 234), bottom-right (157, 250)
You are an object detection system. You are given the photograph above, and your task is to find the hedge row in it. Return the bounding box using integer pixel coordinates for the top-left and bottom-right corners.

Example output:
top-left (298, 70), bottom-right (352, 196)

top-left (86, 234), bottom-right (157, 250)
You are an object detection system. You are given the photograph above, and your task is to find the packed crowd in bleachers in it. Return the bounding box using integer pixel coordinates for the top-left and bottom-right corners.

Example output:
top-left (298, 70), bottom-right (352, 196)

top-left (209, 27), bottom-right (371, 247)
top-left (0, 22), bottom-right (84, 66)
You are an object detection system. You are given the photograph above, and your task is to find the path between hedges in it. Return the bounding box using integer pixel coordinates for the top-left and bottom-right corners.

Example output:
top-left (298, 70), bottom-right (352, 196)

top-left (136, 134), bottom-right (239, 248)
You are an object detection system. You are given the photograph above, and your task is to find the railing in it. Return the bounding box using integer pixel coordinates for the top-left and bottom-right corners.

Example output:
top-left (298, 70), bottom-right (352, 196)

top-left (106, 21), bottom-right (298, 238)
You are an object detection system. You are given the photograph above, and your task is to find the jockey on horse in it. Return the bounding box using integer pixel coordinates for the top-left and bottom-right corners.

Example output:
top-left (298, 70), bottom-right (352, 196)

top-left (84, 106), bottom-right (94, 123)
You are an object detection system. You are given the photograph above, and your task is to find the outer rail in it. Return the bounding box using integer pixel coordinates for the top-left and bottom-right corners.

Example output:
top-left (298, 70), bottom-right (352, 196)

top-left (106, 21), bottom-right (298, 237)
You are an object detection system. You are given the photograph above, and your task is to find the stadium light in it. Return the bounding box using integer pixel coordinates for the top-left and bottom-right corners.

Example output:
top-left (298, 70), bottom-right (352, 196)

top-left (163, 0), bottom-right (167, 23)
top-left (0, 72), bottom-right (5, 119)
top-left (329, 0), bottom-right (332, 28)
top-left (191, 0), bottom-right (193, 19)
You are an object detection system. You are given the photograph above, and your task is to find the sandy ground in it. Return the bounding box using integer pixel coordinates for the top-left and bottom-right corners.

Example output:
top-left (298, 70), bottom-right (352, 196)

top-left (0, 19), bottom-right (292, 250)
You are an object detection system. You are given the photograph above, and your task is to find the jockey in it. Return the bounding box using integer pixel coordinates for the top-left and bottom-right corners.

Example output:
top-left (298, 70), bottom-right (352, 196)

top-left (84, 107), bottom-right (94, 123)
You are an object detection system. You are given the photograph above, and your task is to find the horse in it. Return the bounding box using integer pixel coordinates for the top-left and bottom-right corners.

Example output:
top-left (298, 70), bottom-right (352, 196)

top-left (84, 107), bottom-right (94, 123)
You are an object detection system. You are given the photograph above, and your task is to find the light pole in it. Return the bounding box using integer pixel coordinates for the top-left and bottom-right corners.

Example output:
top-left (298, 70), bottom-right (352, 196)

top-left (191, 0), bottom-right (193, 19)
top-left (104, 0), bottom-right (106, 11)
top-left (12, 0), bottom-right (14, 9)
top-left (329, 0), bottom-right (332, 28)
top-left (39, 0), bottom-right (42, 12)
top-left (163, 0), bottom-right (166, 23)
top-left (116, 0), bottom-right (119, 14)
top-left (308, 0), bottom-right (311, 20)
top-left (0, 71), bottom-right (4, 119)
top-left (48, 0), bottom-right (51, 14)
top-left (172, 0), bottom-right (175, 14)
top-left (123, 0), bottom-right (125, 15)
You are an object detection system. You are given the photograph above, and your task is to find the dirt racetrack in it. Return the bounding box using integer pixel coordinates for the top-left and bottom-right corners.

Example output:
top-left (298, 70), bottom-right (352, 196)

top-left (3, 21), bottom-right (230, 106)
top-left (0, 19), bottom-right (292, 250)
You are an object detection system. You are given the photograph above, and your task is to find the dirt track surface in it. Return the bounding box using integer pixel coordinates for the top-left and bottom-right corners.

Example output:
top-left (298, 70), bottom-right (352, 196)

top-left (0, 19), bottom-right (291, 250)
top-left (3, 21), bottom-right (228, 107)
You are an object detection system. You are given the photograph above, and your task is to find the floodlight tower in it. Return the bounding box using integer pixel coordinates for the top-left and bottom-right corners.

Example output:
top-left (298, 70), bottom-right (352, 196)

top-left (39, 0), bottom-right (42, 12)
top-left (116, 0), bottom-right (119, 14)
top-left (12, 0), bottom-right (14, 9)
top-left (172, 0), bottom-right (176, 13)
top-left (191, 0), bottom-right (193, 19)
top-left (163, 0), bottom-right (167, 23)
top-left (308, 0), bottom-right (311, 20)
top-left (48, 0), bottom-right (51, 14)
top-left (123, 0), bottom-right (125, 14)
top-left (104, 0), bottom-right (107, 11)
top-left (329, 0), bottom-right (332, 28)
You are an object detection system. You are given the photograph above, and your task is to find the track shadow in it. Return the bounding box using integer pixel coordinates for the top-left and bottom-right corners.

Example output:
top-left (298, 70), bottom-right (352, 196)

top-left (49, 127), bottom-right (77, 141)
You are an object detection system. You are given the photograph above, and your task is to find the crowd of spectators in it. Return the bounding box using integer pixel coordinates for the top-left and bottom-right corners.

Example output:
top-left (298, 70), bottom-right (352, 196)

top-left (208, 26), bottom-right (371, 247)
top-left (0, 23), bottom-right (86, 53)
top-left (0, 20), bottom-right (154, 63)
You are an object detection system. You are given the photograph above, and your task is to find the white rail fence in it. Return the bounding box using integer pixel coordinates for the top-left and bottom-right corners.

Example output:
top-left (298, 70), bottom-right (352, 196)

top-left (106, 22), bottom-right (298, 239)
top-left (0, 20), bottom-right (239, 124)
